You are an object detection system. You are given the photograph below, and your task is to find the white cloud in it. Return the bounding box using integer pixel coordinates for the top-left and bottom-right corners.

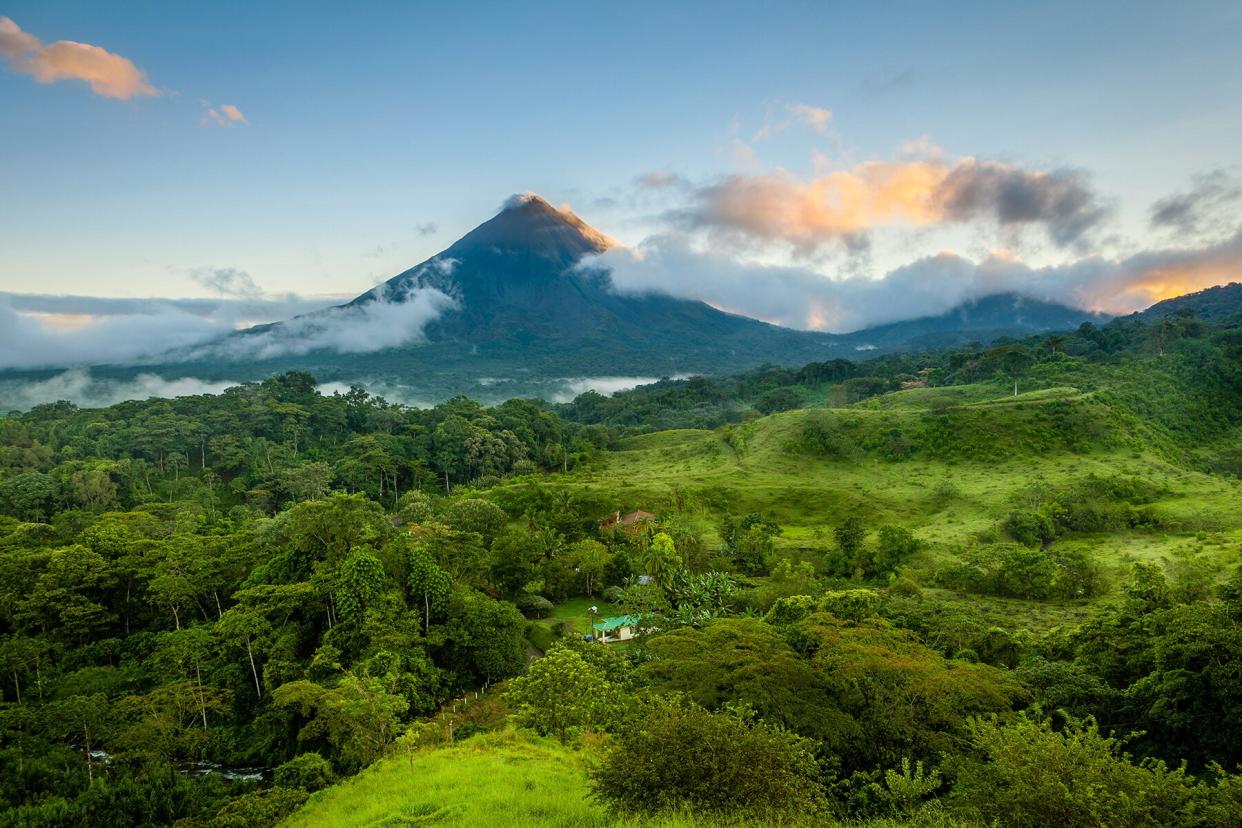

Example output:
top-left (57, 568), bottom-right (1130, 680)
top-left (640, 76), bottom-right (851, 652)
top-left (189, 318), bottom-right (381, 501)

top-left (208, 287), bottom-right (457, 359)
top-left (0, 297), bottom-right (234, 370)
top-left (551, 375), bottom-right (692, 403)
top-left (788, 103), bottom-right (832, 134)
top-left (0, 369), bottom-right (239, 410)
top-left (586, 228), bottom-right (1242, 333)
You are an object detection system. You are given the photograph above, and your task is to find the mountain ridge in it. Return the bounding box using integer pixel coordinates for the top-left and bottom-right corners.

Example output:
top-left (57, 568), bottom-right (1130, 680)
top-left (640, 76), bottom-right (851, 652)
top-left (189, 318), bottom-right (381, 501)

top-left (0, 194), bottom-right (1186, 405)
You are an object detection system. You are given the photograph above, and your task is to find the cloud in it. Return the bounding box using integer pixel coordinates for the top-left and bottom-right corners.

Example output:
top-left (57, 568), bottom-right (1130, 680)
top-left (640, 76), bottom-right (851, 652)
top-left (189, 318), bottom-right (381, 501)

top-left (937, 160), bottom-right (1106, 247)
top-left (859, 68), bottom-right (917, 94)
top-left (190, 267), bottom-right (263, 298)
top-left (0, 16), bottom-right (156, 99)
top-left (416, 222), bottom-right (439, 237)
top-left (752, 101), bottom-right (835, 142)
top-left (636, 171), bottom-right (690, 190)
top-left (585, 228), bottom-right (1242, 333)
top-left (676, 154), bottom-right (1107, 254)
top-left (0, 297), bottom-right (239, 370)
top-left (0, 276), bottom-right (458, 370)
top-left (201, 100), bottom-right (248, 126)
top-left (0, 370), bottom-right (241, 411)
top-left (0, 290), bottom-right (342, 370)
top-left (1150, 170), bottom-right (1242, 235)
top-left (208, 287), bottom-right (457, 360)
top-left (787, 103), bottom-right (832, 134)
top-left (551, 375), bottom-right (694, 403)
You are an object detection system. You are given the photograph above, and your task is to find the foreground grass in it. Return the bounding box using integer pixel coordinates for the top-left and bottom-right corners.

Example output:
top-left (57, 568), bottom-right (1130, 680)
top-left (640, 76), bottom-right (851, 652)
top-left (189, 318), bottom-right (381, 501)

top-left (283, 729), bottom-right (603, 827)
top-left (282, 729), bottom-right (977, 828)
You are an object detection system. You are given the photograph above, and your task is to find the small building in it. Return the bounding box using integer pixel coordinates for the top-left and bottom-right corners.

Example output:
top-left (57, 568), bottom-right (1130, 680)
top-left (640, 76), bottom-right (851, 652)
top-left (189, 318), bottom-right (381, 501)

top-left (591, 615), bottom-right (642, 643)
top-left (599, 510), bottom-right (655, 532)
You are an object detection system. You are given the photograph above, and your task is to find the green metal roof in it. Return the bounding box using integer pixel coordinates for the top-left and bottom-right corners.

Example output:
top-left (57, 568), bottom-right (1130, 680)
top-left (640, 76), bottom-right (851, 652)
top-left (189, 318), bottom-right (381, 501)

top-left (592, 615), bottom-right (641, 632)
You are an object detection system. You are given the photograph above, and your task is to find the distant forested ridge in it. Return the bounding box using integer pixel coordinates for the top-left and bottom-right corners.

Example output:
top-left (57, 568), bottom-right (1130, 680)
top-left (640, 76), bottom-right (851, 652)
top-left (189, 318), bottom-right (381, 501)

top-left (1, 304), bottom-right (1241, 826)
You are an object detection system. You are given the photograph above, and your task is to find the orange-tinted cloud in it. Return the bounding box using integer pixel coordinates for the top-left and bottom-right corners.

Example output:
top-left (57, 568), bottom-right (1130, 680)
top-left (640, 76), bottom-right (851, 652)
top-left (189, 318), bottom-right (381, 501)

top-left (0, 16), bottom-right (157, 99)
top-left (201, 101), bottom-right (248, 126)
top-left (683, 155), bottom-right (1106, 253)
top-left (788, 103), bottom-right (832, 134)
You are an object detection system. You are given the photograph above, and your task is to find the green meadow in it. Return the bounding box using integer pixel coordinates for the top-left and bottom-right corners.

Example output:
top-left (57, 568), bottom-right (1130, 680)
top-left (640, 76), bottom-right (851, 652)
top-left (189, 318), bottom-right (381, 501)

top-left (283, 729), bottom-right (976, 828)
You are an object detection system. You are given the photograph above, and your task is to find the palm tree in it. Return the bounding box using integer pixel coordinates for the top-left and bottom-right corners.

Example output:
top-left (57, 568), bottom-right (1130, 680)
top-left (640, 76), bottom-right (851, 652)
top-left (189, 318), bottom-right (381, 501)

top-left (642, 532), bottom-right (682, 590)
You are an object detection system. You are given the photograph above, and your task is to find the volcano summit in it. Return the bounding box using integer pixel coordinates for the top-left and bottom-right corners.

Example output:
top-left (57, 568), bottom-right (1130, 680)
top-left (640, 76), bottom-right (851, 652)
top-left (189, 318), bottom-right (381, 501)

top-left (20, 194), bottom-right (1108, 403)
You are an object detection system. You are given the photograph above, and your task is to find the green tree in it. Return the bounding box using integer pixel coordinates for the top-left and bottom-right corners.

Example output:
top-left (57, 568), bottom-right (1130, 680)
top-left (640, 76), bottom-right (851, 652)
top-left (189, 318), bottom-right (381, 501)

top-left (565, 538), bottom-right (611, 597)
top-left (273, 675), bottom-right (409, 771)
top-left (642, 532), bottom-right (682, 590)
top-left (590, 695), bottom-right (825, 819)
top-left (407, 545), bottom-right (451, 633)
top-left (952, 715), bottom-right (1223, 828)
top-left (443, 498), bottom-right (508, 544)
top-left (505, 644), bottom-right (622, 742)
top-left (333, 546), bottom-right (387, 625)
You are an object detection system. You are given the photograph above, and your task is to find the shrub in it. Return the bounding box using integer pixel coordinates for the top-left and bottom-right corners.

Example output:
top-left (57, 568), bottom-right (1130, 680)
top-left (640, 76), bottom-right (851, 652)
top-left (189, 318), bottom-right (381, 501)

top-left (590, 695), bottom-right (824, 819)
top-left (210, 787), bottom-right (308, 828)
top-left (515, 593), bottom-right (554, 619)
top-left (1003, 509), bottom-right (1055, 547)
top-left (754, 387), bottom-right (803, 415)
top-left (938, 544), bottom-right (1102, 601)
top-left (888, 575), bottom-right (923, 598)
top-left (819, 588), bottom-right (883, 622)
top-left (273, 752), bottom-right (336, 792)
top-left (444, 498), bottom-right (508, 543)
top-left (951, 715), bottom-right (1240, 828)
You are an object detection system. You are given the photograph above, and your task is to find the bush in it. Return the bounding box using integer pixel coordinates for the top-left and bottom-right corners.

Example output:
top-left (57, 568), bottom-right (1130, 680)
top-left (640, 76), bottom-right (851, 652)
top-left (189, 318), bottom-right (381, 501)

top-left (590, 695), bottom-right (825, 819)
top-left (515, 593), bottom-right (554, 619)
top-left (952, 715), bottom-right (1241, 828)
top-left (819, 588), bottom-right (883, 621)
top-left (1003, 509), bottom-right (1055, 547)
top-left (888, 575), bottom-right (923, 598)
top-left (754, 387), bottom-right (803, 415)
top-left (210, 787), bottom-right (308, 827)
top-left (273, 752), bottom-right (336, 792)
top-left (938, 544), bottom-right (1102, 600)
top-left (444, 498), bottom-right (509, 543)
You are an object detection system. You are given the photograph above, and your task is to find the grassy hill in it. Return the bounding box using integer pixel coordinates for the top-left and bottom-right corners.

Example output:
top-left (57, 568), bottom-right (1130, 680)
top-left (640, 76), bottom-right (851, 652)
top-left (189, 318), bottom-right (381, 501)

top-left (282, 729), bottom-right (971, 828)
top-left (535, 378), bottom-right (1242, 630)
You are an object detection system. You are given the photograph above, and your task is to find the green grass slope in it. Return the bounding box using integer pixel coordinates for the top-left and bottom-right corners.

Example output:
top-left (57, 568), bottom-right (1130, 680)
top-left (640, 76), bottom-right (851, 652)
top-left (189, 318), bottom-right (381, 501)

top-left (282, 729), bottom-right (972, 828)
top-left (543, 381), bottom-right (1242, 628)
top-left (282, 730), bottom-right (606, 828)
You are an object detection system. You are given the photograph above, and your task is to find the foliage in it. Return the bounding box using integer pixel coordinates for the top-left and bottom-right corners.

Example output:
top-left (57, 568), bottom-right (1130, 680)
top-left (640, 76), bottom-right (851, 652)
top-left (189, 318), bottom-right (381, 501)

top-left (505, 644), bottom-right (624, 742)
top-left (590, 695), bottom-right (825, 819)
top-left (273, 752), bottom-right (337, 792)
top-left (951, 715), bottom-right (1242, 828)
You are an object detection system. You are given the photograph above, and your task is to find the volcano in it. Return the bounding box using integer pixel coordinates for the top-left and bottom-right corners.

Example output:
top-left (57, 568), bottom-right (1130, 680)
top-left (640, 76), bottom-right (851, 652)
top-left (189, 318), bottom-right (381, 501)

top-left (44, 194), bottom-right (1108, 403)
top-left (342, 193), bottom-right (836, 351)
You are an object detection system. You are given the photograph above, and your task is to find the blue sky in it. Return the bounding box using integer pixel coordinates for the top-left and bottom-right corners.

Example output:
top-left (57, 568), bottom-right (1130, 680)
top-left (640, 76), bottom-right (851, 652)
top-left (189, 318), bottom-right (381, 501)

top-left (2, 1), bottom-right (1242, 338)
